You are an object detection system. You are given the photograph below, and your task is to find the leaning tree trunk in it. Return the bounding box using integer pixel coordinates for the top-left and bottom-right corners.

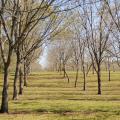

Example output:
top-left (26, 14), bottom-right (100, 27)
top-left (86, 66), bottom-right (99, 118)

top-left (63, 64), bottom-right (69, 83)
top-left (86, 63), bottom-right (92, 76)
top-left (13, 57), bottom-right (20, 100)
top-left (19, 67), bottom-right (23, 95)
top-left (0, 64), bottom-right (9, 113)
top-left (65, 70), bottom-right (70, 83)
top-left (97, 65), bottom-right (101, 95)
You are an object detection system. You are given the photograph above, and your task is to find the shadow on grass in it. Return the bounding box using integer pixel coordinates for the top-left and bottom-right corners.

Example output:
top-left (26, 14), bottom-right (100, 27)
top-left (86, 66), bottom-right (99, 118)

top-left (29, 76), bottom-right (63, 80)
top-left (36, 108), bottom-right (74, 115)
top-left (11, 108), bottom-right (74, 115)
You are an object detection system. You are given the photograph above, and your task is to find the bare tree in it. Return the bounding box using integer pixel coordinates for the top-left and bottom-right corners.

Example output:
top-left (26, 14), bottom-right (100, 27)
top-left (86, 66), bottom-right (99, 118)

top-left (78, 1), bottom-right (113, 94)
top-left (70, 24), bottom-right (86, 89)
top-left (0, 0), bottom-right (79, 113)
top-left (104, 0), bottom-right (120, 67)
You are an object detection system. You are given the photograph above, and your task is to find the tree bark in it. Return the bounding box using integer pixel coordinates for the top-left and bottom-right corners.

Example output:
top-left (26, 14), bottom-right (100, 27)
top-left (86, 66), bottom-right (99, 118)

top-left (13, 59), bottom-right (19, 100)
top-left (63, 66), bottom-right (66, 78)
top-left (58, 61), bottom-right (62, 75)
top-left (74, 66), bottom-right (79, 88)
top-left (86, 63), bottom-right (92, 76)
top-left (0, 64), bottom-right (9, 113)
top-left (63, 64), bottom-right (69, 83)
top-left (108, 69), bottom-right (111, 81)
top-left (24, 62), bottom-right (27, 87)
top-left (97, 65), bottom-right (101, 95)
top-left (65, 70), bottom-right (69, 83)
top-left (83, 65), bottom-right (86, 91)
top-left (112, 63), bottom-right (115, 72)
top-left (108, 57), bottom-right (111, 81)
top-left (74, 60), bottom-right (79, 87)
top-left (92, 65), bottom-right (94, 74)
top-left (19, 67), bottom-right (23, 95)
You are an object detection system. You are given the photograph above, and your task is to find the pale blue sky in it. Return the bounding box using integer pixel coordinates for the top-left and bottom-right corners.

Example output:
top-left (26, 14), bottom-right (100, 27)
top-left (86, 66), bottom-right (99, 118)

top-left (39, 47), bottom-right (48, 69)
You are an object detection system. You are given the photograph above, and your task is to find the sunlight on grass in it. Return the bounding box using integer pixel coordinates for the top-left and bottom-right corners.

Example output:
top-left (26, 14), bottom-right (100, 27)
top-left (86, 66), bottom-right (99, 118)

top-left (0, 71), bottom-right (120, 120)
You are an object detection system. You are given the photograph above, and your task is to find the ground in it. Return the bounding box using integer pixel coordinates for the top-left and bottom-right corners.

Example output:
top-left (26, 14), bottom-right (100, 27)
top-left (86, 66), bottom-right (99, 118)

top-left (0, 71), bottom-right (120, 120)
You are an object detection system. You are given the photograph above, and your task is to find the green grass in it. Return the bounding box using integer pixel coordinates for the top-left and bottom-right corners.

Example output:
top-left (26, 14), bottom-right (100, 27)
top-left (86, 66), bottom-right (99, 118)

top-left (0, 71), bottom-right (120, 120)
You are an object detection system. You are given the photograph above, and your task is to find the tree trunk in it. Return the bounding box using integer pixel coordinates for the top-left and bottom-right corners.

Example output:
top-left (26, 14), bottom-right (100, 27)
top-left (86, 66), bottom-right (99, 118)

top-left (65, 70), bottom-right (69, 83)
top-left (92, 65), bottom-right (94, 74)
top-left (13, 59), bottom-right (19, 100)
top-left (97, 65), bottom-right (101, 95)
top-left (26, 64), bottom-right (31, 75)
top-left (58, 61), bottom-right (62, 75)
top-left (63, 64), bottom-right (69, 83)
top-left (104, 62), bottom-right (108, 71)
top-left (24, 62), bottom-right (27, 87)
top-left (86, 63), bottom-right (92, 76)
top-left (108, 69), bottom-right (111, 81)
top-left (108, 57), bottom-right (111, 81)
top-left (112, 64), bottom-right (115, 72)
top-left (92, 61), bottom-right (95, 74)
top-left (74, 66), bottom-right (79, 88)
top-left (63, 66), bottom-right (66, 78)
top-left (83, 65), bottom-right (86, 91)
top-left (0, 64), bottom-right (9, 113)
top-left (19, 67), bottom-right (23, 95)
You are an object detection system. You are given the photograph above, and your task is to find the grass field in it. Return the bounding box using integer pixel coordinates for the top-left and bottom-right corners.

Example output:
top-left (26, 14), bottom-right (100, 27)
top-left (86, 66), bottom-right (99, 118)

top-left (0, 71), bottom-right (120, 120)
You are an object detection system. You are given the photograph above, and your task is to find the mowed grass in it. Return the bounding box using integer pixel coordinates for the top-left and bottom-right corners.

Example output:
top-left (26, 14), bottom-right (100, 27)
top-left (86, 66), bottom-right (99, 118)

top-left (0, 71), bottom-right (120, 120)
